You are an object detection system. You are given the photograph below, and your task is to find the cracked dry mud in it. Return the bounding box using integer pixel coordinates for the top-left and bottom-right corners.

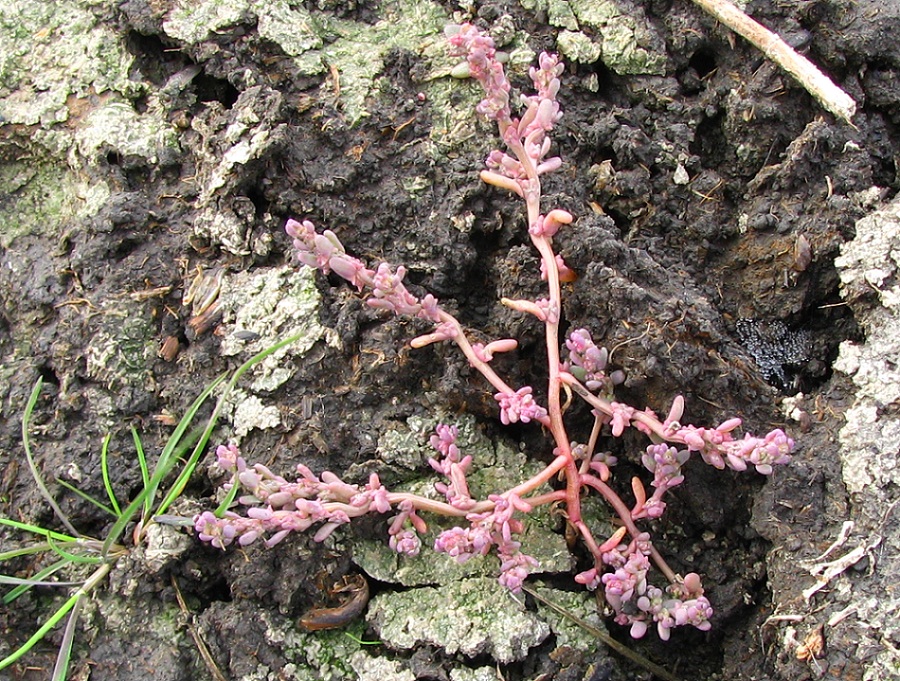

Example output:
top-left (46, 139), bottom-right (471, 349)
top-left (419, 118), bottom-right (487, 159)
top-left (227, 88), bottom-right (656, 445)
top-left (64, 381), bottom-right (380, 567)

top-left (1, 1), bottom-right (900, 680)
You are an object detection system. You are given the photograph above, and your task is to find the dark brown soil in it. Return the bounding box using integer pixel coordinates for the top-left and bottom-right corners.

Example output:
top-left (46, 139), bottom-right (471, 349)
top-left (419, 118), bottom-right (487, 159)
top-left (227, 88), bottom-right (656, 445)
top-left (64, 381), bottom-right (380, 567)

top-left (1, 0), bottom-right (898, 679)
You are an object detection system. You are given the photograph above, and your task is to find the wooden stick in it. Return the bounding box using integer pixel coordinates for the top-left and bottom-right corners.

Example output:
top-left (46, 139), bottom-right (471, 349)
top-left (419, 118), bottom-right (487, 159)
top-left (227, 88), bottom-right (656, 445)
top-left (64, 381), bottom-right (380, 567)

top-left (521, 585), bottom-right (681, 681)
top-left (691, 0), bottom-right (856, 124)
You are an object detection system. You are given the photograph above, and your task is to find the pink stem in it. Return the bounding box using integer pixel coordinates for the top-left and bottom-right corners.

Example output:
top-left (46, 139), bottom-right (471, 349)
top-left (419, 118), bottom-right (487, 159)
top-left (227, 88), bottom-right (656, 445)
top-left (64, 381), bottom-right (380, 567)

top-left (579, 474), bottom-right (677, 582)
top-left (438, 310), bottom-right (552, 429)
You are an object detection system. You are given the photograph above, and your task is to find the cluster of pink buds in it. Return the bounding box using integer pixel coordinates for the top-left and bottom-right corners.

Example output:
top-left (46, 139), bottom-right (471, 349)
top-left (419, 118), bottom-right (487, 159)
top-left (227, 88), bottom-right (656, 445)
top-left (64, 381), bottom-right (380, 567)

top-left (635, 443), bottom-right (691, 519)
top-left (195, 444), bottom-right (398, 548)
top-left (494, 386), bottom-right (548, 425)
top-left (428, 424), bottom-right (475, 510)
top-left (665, 419), bottom-right (794, 475)
top-left (448, 23), bottom-right (564, 199)
top-left (427, 425), bottom-right (538, 591)
top-left (285, 218), bottom-right (441, 322)
top-left (576, 534), bottom-right (713, 640)
top-left (196, 429), bottom-right (540, 593)
top-left (564, 328), bottom-right (626, 395)
top-left (434, 493), bottom-right (538, 593)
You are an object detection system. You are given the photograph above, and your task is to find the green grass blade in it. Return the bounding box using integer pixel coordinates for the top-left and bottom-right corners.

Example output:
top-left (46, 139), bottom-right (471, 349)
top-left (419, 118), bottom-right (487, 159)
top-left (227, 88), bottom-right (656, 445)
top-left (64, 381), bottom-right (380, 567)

top-left (100, 375), bottom-right (226, 558)
top-left (0, 598), bottom-right (79, 672)
top-left (0, 576), bottom-right (83, 588)
top-left (101, 433), bottom-right (122, 517)
top-left (156, 333), bottom-right (302, 518)
top-left (214, 475), bottom-right (241, 517)
top-left (21, 379), bottom-right (80, 537)
top-left (343, 631), bottom-right (382, 646)
top-left (150, 419), bottom-right (219, 520)
top-left (0, 517), bottom-right (78, 543)
top-left (134, 427), bottom-right (150, 489)
top-left (46, 536), bottom-right (103, 565)
top-left (0, 543), bottom-right (54, 561)
top-left (0, 563), bottom-right (110, 672)
top-left (2, 557), bottom-right (75, 604)
top-left (152, 373), bottom-right (227, 474)
top-left (51, 595), bottom-right (84, 681)
top-left (98, 489), bottom-right (151, 560)
top-left (131, 427), bottom-right (150, 517)
top-left (55, 479), bottom-right (117, 518)
top-left (139, 374), bottom-right (227, 518)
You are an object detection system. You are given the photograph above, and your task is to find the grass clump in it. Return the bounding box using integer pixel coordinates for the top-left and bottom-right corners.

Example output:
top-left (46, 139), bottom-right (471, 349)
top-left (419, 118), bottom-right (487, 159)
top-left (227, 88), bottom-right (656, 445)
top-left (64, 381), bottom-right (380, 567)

top-left (0, 335), bottom-right (299, 679)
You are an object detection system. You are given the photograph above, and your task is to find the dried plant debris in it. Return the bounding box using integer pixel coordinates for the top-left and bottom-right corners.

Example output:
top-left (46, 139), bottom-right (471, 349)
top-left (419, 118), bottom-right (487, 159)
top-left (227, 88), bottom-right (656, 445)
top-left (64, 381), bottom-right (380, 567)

top-left (736, 319), bottom-right (811, 391)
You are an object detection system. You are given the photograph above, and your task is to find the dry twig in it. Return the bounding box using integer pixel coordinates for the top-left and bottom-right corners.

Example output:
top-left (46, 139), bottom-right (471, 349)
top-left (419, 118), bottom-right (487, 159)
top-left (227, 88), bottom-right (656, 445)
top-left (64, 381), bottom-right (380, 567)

top-left (691, 0), bottom-right (857, 123)
top-left (171, 575), bottom-right (228, 681)
top-left (521, 585), bottom-right (681, 681)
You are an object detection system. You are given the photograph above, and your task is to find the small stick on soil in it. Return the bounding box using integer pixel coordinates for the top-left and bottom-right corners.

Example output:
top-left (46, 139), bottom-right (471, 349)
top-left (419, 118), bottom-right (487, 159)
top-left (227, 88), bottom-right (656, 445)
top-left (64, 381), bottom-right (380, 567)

top-left (691, 0), bottom-right (857, 124)
top-left (171, 575), bottom-right (228, 681)
top-left (521, 585), bottom-right (681, 681)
